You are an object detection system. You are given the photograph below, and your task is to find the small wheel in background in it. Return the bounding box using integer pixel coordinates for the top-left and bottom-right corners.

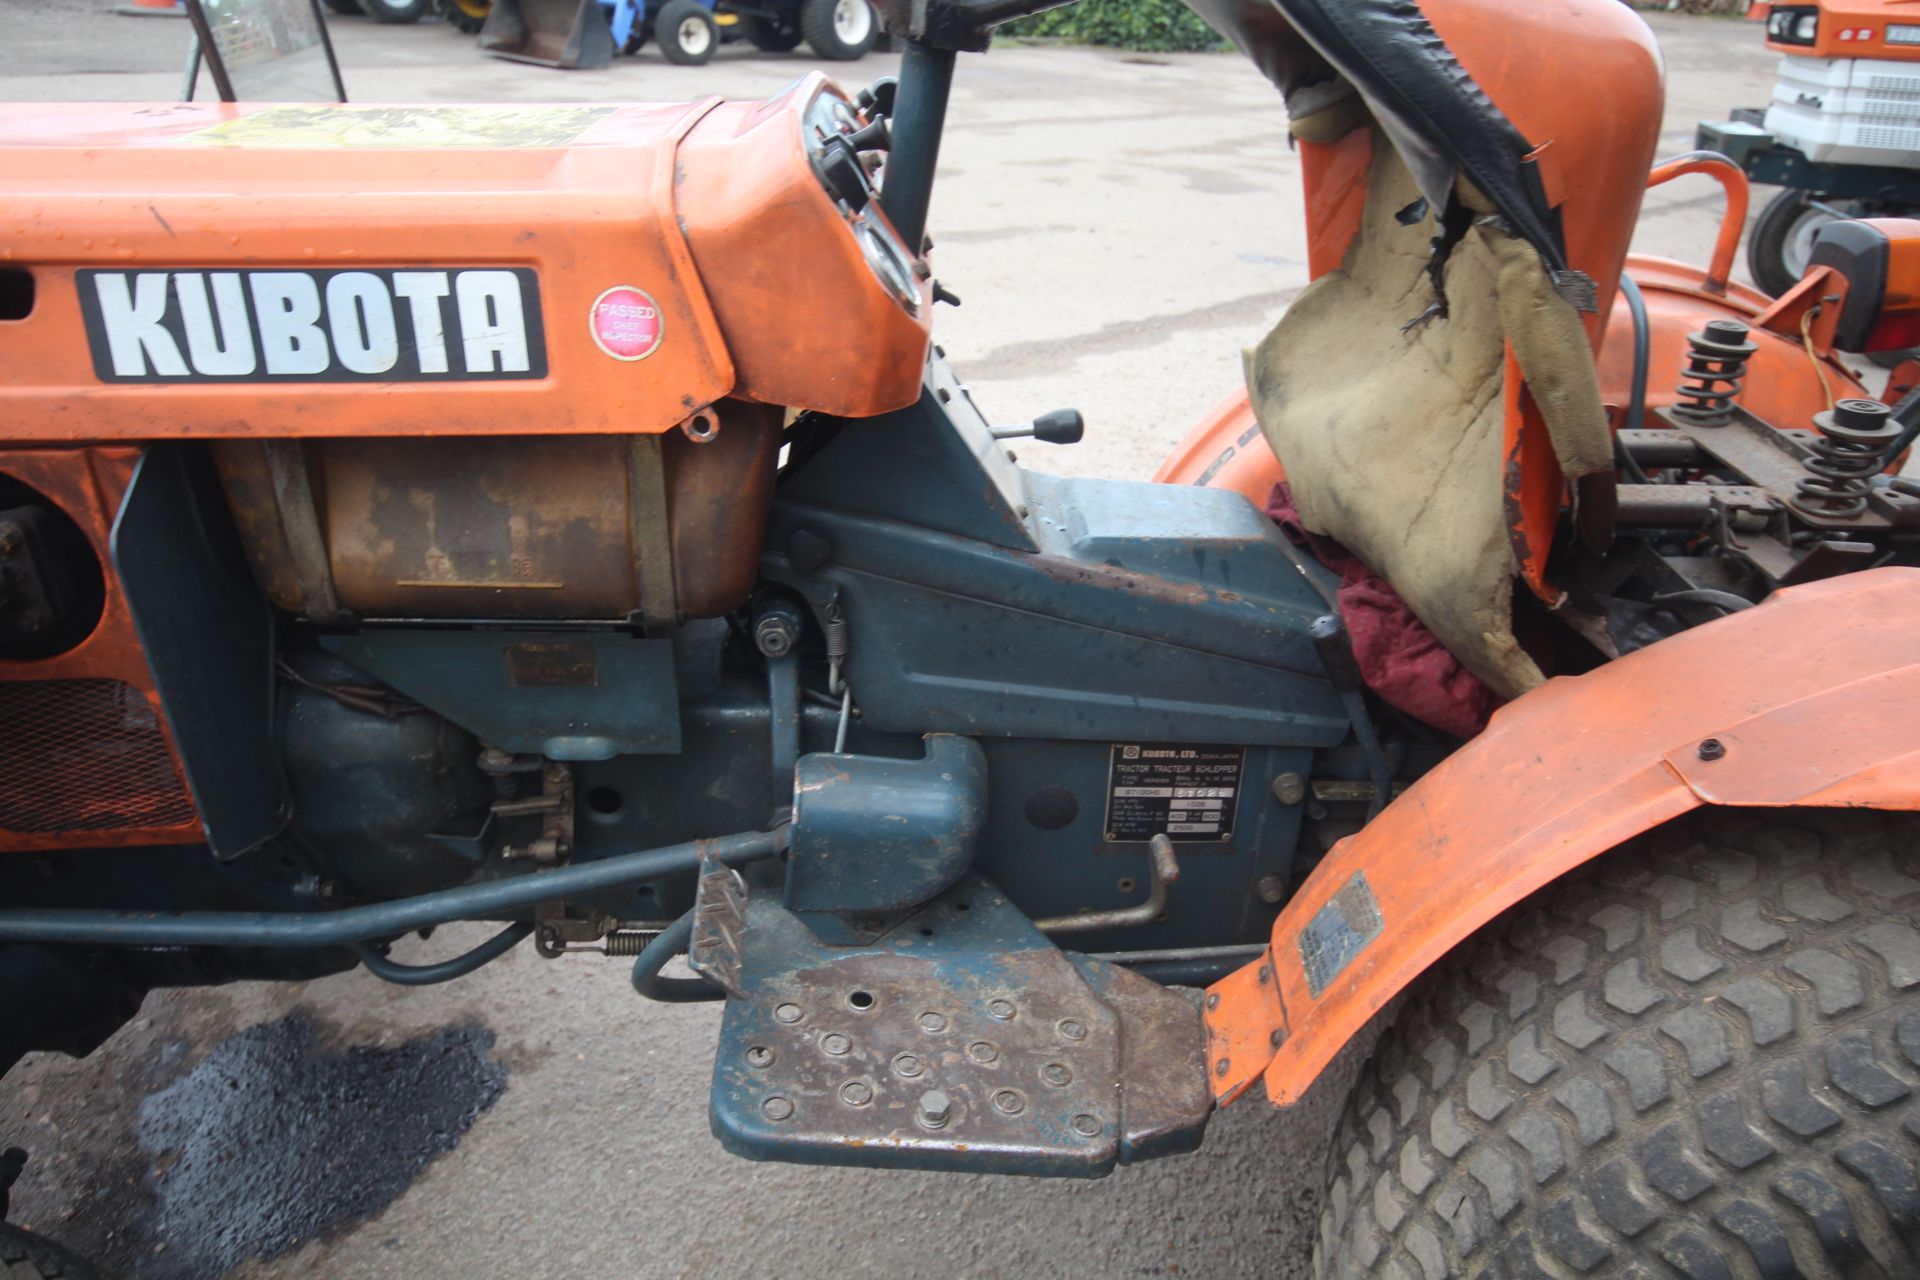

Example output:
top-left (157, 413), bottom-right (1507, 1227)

top-left (655, 0), bottom-right (718, 63)
top-left (360, 0), bottom-right (431, 20)
top-left (444, 0), bottom-right (489, 32)
top-left (1748, 188), bottom-right (1852, 297)
top-left (743, 12), bottom-right (803, 49)
top-left (801, 0), bottom-right (876, 60)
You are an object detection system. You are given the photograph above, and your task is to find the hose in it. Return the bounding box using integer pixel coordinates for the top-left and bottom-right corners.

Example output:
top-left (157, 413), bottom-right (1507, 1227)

top-left (1801, 306), bottom-right (1837, 411)
top-left (1651, 588), bottom-right (1755, 614)
top-left (0, 828), bottom-right (786, 949)
top-left (1615, 273), bottom-right (1652, 485)
top-left (630, 909), bottom-right (724, 1003)
top-left (354, 921), bottom-right (534, 987)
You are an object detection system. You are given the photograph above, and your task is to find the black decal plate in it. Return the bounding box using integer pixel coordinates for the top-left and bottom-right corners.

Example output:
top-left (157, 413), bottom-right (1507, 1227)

top-left (77, 267), bottom-right (547, 383)
top-left (1102, 743), bottom-right (1243, 843)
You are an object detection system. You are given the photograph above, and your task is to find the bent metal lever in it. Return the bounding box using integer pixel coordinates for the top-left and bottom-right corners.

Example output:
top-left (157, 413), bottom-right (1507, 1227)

top-left (990, 408), bottom-right (1085, 444)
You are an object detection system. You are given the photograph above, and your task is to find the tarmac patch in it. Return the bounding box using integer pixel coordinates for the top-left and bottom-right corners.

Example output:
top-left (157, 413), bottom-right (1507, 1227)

top-left (130, 1012), bottom-right (506, 1278)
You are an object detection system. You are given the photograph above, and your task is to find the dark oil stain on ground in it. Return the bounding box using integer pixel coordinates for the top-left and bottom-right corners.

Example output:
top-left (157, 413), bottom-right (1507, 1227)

top-left (123, 1012), bottom-right (507, 1279)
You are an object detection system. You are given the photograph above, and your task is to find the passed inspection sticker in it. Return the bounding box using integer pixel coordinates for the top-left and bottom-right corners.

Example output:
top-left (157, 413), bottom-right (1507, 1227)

top-left (1103, 743), bottom-right (1244, 843)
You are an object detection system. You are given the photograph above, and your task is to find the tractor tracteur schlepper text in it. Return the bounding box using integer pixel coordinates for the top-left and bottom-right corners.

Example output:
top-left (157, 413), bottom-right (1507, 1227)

top-left (5, 0), bottom-right (1920, 1274)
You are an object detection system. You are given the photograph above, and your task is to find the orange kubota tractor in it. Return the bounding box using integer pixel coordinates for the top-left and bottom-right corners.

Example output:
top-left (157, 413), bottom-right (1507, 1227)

top-left (6, 0), bottom-right (1920, 1275)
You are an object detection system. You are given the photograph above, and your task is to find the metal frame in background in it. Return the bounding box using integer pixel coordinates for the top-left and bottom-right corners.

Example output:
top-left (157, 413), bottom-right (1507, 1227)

top-left (182, 0), bottom-right (347, 103)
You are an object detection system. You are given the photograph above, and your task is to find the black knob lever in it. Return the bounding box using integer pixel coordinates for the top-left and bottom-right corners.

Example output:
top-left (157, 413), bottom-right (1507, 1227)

top-left (856, 77), bottom-right (899, 118)
top-left (845, 117), bottom-right (890, 153)
top-left (990, 409), bottom-right (1084, 445)
top-left (817, 140), bottom-right (869, 211)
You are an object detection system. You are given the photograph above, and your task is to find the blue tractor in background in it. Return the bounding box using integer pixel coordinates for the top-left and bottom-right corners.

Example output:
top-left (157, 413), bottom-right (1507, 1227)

top-left (474, 0), bottom-right (880, 66)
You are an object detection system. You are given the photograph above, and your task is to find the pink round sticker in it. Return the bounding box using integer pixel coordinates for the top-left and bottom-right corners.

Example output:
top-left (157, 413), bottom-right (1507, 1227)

top-left (589, 286), bottom-right (663, 361)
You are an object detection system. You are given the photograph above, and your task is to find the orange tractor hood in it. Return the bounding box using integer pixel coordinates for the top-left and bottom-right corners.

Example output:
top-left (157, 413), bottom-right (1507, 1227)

top-left (0, 81), bottom-right (930, 441)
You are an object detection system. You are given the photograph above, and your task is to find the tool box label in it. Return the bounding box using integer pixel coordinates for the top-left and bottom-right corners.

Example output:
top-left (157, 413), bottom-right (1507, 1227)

top-left (77, 268), bottom-right (547, 383)
top-left (1103, 743), bottom-right (1244, 843)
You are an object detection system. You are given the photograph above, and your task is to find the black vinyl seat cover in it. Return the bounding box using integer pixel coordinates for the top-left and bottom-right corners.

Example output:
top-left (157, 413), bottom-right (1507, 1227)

top-left (1183, 0), bottom-right (1569, 281)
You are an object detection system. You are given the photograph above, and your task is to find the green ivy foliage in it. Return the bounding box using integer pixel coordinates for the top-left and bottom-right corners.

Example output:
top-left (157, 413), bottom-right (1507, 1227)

top-left (1003, 0), bottom-right (1225, 52)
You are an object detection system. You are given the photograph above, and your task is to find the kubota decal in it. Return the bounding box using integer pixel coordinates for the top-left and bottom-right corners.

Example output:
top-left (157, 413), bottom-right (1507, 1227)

top-left (589, 286), bottom-right (664, 362)
top-left (77, 268), bottom-right (547, 383)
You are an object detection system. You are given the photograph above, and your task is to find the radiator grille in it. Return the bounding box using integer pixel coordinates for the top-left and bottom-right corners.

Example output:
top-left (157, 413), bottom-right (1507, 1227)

top-left (0, 679), bottom-right (197, 834)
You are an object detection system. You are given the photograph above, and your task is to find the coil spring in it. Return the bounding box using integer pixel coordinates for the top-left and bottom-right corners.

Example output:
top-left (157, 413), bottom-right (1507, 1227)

top-left (1670, 319), bottom-right (1758, 425)
top-left (601, 929), bottom-right (663, 956)
top-left (823, 599), bottom-right (849, 664)
top-left (1792, 397), bottom-right (1903, 521)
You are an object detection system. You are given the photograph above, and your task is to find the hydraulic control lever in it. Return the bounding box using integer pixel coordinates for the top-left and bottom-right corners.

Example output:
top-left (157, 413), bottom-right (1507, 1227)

top-left (1311, 615), bottom-right (1392, 819)
top-left (990, 408), bottom-right (1084, 444)
top-left (856, 76), bottom-right (898, 118)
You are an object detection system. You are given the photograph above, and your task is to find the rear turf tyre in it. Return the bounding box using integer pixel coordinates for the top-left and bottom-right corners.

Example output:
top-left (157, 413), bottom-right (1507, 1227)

top-left (655, 0), bottom-right (717, 64)
top-left (0, 1224), bottom-right (108, 1280)
top-left (1316, 808), bottom-right (1920, 1278)
top-left (744, 14), bottom-right (803, 50)
top-left (801, 0), bottom-right (875, 59)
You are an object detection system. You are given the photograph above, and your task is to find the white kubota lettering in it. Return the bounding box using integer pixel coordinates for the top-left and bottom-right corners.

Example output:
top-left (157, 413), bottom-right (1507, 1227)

top-left (248, 273), bottom-right (329, 375)
top-left (391, 271), bottom-right (451, 374)
top-left (174, 272), bottom-right (256, 376)
top-left (455, 270), bottom-right (529, 374)
top-left (93, 272), bottom-right (188, 377)
top-left (324, 272), bottom-right (399, 375)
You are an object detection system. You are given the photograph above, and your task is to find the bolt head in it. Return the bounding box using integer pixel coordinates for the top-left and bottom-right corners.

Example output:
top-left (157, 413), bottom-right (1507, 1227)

top-left (892, 1053), bottom-right (924, 1078)
top-left (1215, 1057), bottom-right (1231, 1077)
top-left (1070, 1113), bottom-right (1101, 1137)
top-left (753, 615), bottom-right (798, 658)
top-left (1204, 992), bottom-right (1219, 1011)
top-left (1041, 1062), bottom-right (1072, 1087)
top-left (763, 1096), bottom-right (795, 1122)
top-left (840, 1080), bottom-right (873, 1106)
top-left (1698, 737), bottom-right (1727, 762)
top-left (917, 1011), bottom-right (948, 1033)
top-left (987, 998), bottom-right (1015, 1021)
top-left (1256, 874), bottom-right (1287, 905)
top-left (774, 1002), bottom-right (803, 1024)
top-left (992, 1089), bottom-right (1025, 1116)
top-left (746, 1045), bottom-right (774, 1068)
top-left (917, 1089), bottom-right (952, 1128)
top-left (821, 1033), bottom-right (851, 1056)
top-left (967, 1040), bottom-right (998, 1064)
top-left (1057, 1019), bottom-right (1087, 1042)
top-left (1271, 772), bottom-right (1307, 806)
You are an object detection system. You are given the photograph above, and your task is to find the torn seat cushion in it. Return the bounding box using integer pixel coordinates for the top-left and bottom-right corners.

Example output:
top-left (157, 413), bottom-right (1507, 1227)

top-left (1247, 130), bottom-right (1609, 700)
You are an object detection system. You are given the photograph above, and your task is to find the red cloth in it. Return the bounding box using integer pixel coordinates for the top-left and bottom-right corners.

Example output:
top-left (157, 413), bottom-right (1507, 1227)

top-left (1266, 483), bottom-right (1499, 739)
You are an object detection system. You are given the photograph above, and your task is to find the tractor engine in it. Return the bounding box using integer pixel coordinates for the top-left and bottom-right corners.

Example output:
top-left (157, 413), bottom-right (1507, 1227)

top-left (0, 78), bottom-right (1371, 1166)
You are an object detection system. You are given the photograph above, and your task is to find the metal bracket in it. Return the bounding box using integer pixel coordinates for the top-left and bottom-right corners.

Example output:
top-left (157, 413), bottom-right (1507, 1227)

top-left (710, 873), bottom-right (1210, 1176)
top-left (688, 853), bottom-right (749, 997)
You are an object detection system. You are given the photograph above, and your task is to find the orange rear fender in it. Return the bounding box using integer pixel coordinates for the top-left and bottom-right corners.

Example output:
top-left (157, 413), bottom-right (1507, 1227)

top-left (1203, 567), bottom-right (1920, 1107)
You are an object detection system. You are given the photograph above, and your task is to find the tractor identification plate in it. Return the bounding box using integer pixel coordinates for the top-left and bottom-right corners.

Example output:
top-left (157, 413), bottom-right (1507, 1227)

top-left (77, 267), bottom-right (547, 383)
top-left (1102, 743), bottom-right (1243, 843)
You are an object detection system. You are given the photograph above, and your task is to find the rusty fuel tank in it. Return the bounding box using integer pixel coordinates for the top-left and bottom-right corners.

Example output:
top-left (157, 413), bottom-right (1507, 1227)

top-left (212, 401), bottom-right (780, 625)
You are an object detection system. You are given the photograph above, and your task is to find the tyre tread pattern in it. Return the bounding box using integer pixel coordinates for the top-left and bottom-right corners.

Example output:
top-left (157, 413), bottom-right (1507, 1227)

top-left (1315, 810), bottom-right (1920, 1280)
